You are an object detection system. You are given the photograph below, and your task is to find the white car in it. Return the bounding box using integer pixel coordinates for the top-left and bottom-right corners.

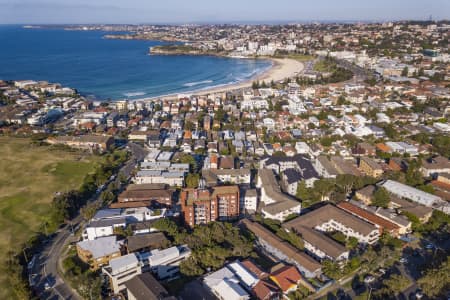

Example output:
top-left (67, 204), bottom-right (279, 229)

top-left (399, 257), bottom-right (408, 264)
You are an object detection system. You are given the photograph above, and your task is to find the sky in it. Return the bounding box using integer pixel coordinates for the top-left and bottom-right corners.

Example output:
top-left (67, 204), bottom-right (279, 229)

top-left (0, 0), bottom-right (449, 24)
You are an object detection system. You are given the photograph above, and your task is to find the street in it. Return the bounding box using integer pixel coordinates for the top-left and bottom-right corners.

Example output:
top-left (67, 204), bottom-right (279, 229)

top-left (29, 142), bottom-right (147, 299)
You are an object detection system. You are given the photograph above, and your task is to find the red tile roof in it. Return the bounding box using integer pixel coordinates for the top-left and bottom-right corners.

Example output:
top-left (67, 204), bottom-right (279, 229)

top-left (252, 280), bottom-right (280, 300)
top-left (270, 265), bottom-right (301, 293)
top-left (337, 202), bottom-right (399, 234)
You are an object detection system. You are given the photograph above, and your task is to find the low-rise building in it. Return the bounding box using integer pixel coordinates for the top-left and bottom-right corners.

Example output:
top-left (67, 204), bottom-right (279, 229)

top-left (420, 156), bottom-right (450, 178)
top-left (46, 135), bottom-right (114, 152)
top-left (124, 273), bottom-right (174, 300)
top-left (381, 180), bottom-right (442, 207)
top-left (241, 219), bottom-right (322, 279)
top-left (359, 157), bottom-right (383, 178)
top-left (283, 204), bottom-right (380, 261)
top-left (77, 236), bottom-right (122, 270)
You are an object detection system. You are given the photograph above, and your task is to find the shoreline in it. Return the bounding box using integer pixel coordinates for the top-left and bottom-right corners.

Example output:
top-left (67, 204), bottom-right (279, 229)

top-left (130, 57), bottom-right (304, 102)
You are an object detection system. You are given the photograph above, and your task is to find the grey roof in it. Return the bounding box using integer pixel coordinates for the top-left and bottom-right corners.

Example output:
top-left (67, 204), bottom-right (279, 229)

top-left (108, 253), bottom-right (140, 275)
top-left (259, 169), bottom-right (301, 215)
top-left (126, 232), bottom-right (168, 253)
top-left (93, 209), bottom-right (122, 220)
top-left (283, 168), bottom-right (302, 184)
top-left (317, 156), bottom-right (339, 176)
top-left (77, 236), bottom-right (121, 259)
top-left (88, 217), bottom-right (127, 228)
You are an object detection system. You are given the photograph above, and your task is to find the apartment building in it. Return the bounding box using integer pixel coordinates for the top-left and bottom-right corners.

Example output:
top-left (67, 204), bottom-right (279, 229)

top-left (240, 219), bottom-right (322, 279)
top-left (283, 204), bottom-right (380, 261)
top-left (359, 157), bottom-right (383, 178)
top-left (103, 245), bottom-right (191, 294)
top-left (257, 169), bottom-right (301, 222)
top-left (76, 236), bottom-right (122, 270)
top-left (180, 186), bottom-right (240, 227)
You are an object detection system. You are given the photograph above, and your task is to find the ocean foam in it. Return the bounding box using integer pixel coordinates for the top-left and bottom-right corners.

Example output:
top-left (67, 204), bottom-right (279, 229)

top-left (123, 92), bottom-right (146, 97)
top-left (183, 80), bottom-right (213, 87)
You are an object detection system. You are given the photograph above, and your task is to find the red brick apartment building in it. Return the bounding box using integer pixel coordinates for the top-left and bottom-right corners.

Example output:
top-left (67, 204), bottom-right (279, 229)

top-left (180, 186), bottom-right (240, 227)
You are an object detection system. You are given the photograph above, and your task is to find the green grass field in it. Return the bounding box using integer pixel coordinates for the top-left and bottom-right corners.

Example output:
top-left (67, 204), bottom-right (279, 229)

top-left (0, 137), bottom-right (100, 299)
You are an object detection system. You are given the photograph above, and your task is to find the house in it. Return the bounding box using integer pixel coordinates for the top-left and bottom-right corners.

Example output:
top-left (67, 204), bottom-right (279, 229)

top-left (257, 169), bottom-right (301, 222)
top-left (76, 236), bottom-right (122, 270)
top-left (270, 265), bottom-right (313, 295)
top-left (355, 185), bottom-right (376, 205)
top-left (359, 157), bottom-right (383, 178)
top-left (353, 142), bottom-right (376, 156)
top-left (124, 273), bottom-right (174, 300)
top-left (240, 219), bottom-right (322, 279)
top-left (390, 196), bottom-right (433, 223)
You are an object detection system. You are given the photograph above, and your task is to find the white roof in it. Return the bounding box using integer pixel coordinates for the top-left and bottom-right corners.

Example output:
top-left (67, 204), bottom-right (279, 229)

top-left (148, 246), bottom-right (180, 266)
top-left (204, 267), bottom-right (235, 288)
top-left (382, 180), bottom-right (442, 207)
top-left (228, 261), bottom-right (259, 288)
top-left (213, 279), bottom-right (249, 300)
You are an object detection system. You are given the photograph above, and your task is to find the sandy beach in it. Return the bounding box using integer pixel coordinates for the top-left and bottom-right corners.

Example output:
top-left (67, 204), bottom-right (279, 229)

top-left (140, 58), bottom-right (304, 101)
top-left (195, 58), bottom-right (304, 95)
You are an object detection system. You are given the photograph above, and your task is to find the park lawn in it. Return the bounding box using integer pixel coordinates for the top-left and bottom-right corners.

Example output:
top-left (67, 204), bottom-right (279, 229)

top-left (313, 59), bottom-right (337, 72)
top-left (0, 137), bottom-right (100, 300)
top-left (287, 53), bottom-right (315, 61)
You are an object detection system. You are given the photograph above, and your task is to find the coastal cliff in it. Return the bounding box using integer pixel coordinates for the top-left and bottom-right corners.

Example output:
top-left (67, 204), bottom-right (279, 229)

top-left (149, 45), bottom-right (229, 57)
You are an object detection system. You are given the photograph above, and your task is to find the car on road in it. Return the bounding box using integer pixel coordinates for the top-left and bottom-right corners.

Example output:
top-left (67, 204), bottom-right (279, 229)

top-left (400, 257), bottom-right (408, 264)
top-left (414, 289), bottom-right (424, 299)
top-left (44, 282), bottom-right (51, 290)
top-left (425, 243), bottom-right (434, 250)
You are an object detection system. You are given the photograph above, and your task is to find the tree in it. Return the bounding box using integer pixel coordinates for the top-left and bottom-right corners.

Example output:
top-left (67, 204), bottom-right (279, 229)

top-left (372, 187), bottom-right (390, 208)
top-left (178, 153), bottom-right (198, 171)
top-left (185, 173), bottom-right (200, 188)
top-left (401, 66), bottom-right (409, 77)
top-left (314, 179), bottom-right (335, 201)
top-left (322, 260), bottom-right (342, 280)
top-left (418, 256), bottom-right (450, 298)
top-left (383, 274), bottom-right (410, 294)
top-left (180, 257), bottom-right (204, 276)
top-left (184, 120), bottom-right (195, 131)
top-left (346, 237), bottom-right (359, 249)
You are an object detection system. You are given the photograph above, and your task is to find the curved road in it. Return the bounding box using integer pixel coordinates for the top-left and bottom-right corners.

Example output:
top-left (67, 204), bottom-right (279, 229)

top-left (30, 143), bottom-right (147, 300)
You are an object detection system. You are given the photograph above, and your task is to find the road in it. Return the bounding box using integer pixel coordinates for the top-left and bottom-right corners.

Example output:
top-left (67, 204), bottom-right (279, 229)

top-left (30, 142), bottom-right (147, 300)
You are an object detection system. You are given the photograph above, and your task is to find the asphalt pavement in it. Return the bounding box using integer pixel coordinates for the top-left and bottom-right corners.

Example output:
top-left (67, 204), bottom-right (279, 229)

top-left (29, 142), bottom-right (147, 299)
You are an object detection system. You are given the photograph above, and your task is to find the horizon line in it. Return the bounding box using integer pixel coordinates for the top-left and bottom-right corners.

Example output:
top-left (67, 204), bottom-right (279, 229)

top-left (1, 18), bottom-right (449, 26)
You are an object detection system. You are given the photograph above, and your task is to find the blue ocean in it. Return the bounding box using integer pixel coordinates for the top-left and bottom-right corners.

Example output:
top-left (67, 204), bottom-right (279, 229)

top-left (0, 26), bottom-right (271, 100)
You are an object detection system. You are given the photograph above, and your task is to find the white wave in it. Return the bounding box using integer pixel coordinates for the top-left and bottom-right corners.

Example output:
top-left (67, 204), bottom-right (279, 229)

top-left (183, 80), bottom-right (213, 87)
top-left (123, 91), bottom-right (146, 97)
